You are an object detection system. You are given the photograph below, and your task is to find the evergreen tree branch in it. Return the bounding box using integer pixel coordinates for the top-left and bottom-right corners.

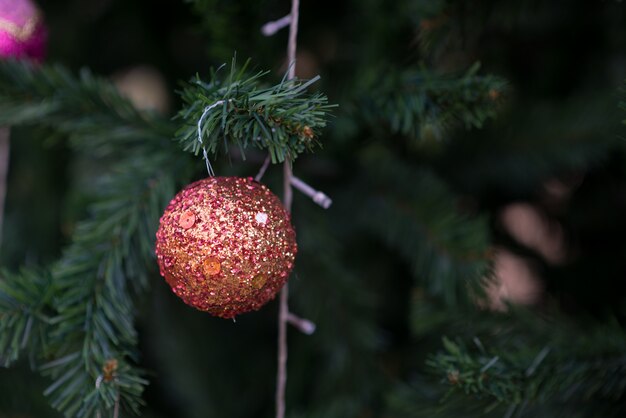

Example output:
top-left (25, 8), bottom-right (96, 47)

top-left (385, 377), bottom-right (502, 418)
top-left (426, 317), bottom-right (626, 414)
top-left (385, 306), bottom-right (626, 417)
top-left (0, 268), bottom-right (54, 367)
top-left (175, 56), bottom-right (335, 164)
top-left (356, 63), bottom-right (506, 142)
top-left (0, 61), bottom-right (189, 416)
top-left (0, 60), bottom-right (175, 157)
top-left (41, 152), bottom-right (183, 417)
top-left (357, 147), bottom-right (492, 306)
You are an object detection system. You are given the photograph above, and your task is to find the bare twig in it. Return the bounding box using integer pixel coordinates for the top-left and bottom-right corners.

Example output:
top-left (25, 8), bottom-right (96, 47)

top-left (276, 1), bottom-right (300, 417)
top-left (261, 14), bottom-right (292, 36)
top-left (290, 176), bottom-right (332, 209)
top-left (286, 312), bottom-right (316, 335)
top-left (277, 160), bottom-right (294, 418)
top-left (113, 393), bottom-right (120, 418)
top-left (283, 159), bottom-right (294, 211)
top-left (276, 281), bottom-right (289, 418)
top-left (286, 0), bottom-right (299, 81)
top-left (0, 127), bottom-right (10, 250)
top-left (255, 155), bottom-right (271, 182)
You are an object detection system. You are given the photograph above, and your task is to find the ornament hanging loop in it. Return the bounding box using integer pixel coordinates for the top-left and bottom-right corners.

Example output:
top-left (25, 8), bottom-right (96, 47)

top-left (197, 100), bottom-right (227, 176)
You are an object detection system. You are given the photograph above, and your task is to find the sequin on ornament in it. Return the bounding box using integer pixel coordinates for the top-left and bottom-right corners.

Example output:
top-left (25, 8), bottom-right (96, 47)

top-left (155, 177), bottom-right (297, 318)
top-left (203, 257), bottom-right (221, 277)
top-left (251, 273), bottom-right (268, 289)
top-left (179, 210), bottom-right (196, 229)
top-left (255, 212), bottom-right (268, 225)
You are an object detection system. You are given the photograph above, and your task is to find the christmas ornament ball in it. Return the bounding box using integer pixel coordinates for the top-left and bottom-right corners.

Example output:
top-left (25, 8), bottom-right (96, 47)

top-left (0, 0), bottom-right (47, 61)
top-left (155, 177), bottom-right (297, 318)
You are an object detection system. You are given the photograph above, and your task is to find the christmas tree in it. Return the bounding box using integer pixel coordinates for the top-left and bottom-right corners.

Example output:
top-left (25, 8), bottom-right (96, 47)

top-left (1, 0), bottom-right (626, 417)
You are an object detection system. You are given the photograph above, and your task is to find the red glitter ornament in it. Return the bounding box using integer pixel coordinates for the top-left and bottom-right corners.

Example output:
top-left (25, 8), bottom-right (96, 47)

top-left (155, 176), bottom-right (297, 318)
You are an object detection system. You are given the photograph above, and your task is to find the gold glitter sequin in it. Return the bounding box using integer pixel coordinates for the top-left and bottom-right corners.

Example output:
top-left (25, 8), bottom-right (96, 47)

top-left (251, 273), bottom-right (267, 289)
top-left (155, 177), bottom-right (297, 319)
top-left (203, 257), bottom-right (221, 277)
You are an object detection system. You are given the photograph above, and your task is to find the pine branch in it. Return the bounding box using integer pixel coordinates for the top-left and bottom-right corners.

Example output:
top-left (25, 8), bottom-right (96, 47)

top-left (0, 59), bottom-right (175, 157)
top-left (384, 379), bottom-right (624, 418)
top-left (426, 319), bottom-right (626, 414)
top-left (356, 63), bottom-right (506, 142)
top-left (385, 377), bottom-right (505, 418)
top-left (0, 268), bottom-right (54, 367)
top-left (357, 147), bottom-right (492, 306)
top-left (40, 152), bottom-right (183, 417)
top-left (386, 307), bottom-right (626, 417)
top-left (0, 61), bottom-right (189, 416)
top-left (175, 56), bottom-right (335, 164)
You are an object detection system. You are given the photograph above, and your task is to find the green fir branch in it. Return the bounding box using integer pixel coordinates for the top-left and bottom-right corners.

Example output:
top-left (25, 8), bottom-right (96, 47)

top-left (0, 268), bottom-right (55, 367)
top-left (357, 147), bottom-right (492, 306)
top-left (386, 308), bottom-right (626, 417)
top-left (357, 63), bottom-right (506, 142)
top-left (427, 320), bottom-right (626, 414)
top-left (40, 153), bottom-right (181, 417)
top-left (384, 377), bottom-right (505, 418)
top-left (176, 57), bottom-right (335, 164)
top-left (0, 60), bottom-right (174, 157)
top-left (0, 61), bottom-right (188, 417)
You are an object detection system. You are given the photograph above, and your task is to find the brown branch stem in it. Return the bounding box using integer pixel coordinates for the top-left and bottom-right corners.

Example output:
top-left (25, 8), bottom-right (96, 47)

top-left (277, 160), bottom-right (294, 418)
top-left (276, 1), bottom-right (300, 417)
top-left (255, 155), bottom-right (271, 182)
top-left (276, 281), bottom-right (289, 418)
top-left (286, 312), bottom-right (316, 335)
top-left (286, 0), bottom-right (299, 81)
top-left (290, 176), bottom-right (332, 209)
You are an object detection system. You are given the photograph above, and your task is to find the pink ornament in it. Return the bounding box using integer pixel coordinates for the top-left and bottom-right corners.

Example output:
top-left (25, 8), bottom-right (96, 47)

top-left (0, 0), bottom-right (47, 61)
top-left (155, 177), bottom-right (297, 319)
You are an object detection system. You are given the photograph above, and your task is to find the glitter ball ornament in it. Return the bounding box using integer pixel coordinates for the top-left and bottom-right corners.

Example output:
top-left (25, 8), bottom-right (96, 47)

top-left (155, 177), bottom-right (297, 318)
top-left (0, 0), bottom-right (47, 61)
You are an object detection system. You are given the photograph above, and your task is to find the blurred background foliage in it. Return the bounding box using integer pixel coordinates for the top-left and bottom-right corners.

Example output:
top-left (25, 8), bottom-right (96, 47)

top-left (1, 0), bottom-right (626, 417)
